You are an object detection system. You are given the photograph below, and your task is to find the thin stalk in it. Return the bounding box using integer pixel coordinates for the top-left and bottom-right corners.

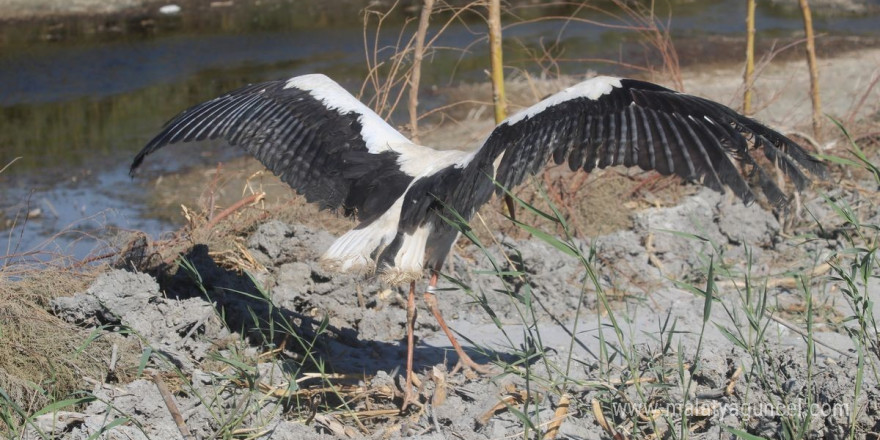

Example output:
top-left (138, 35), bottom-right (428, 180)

top-left (408, 0), bottom-right (435, 143)
top-left (488, 0), bottom-right (515, 217)
top-left (798, 0), bottom-right (823, 140)
top-left (488, 0), bottom-right (507, 123)
top-left (743, 0), bottom-right (756, 115)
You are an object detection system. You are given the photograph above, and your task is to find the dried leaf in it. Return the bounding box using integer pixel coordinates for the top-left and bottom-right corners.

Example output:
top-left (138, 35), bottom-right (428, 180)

top-left (431, 366), bottom-right (447, 406)
top-left (542, 394), bottom-right (570, 439)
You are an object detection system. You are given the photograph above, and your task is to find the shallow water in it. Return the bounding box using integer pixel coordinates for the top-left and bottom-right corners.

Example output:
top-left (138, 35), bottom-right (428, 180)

top-left (1, 0), bottom-right (877, 263)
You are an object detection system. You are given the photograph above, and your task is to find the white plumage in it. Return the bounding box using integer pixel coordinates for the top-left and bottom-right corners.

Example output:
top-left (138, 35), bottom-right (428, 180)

top-left (504, 76), bottom-right (622, 124)
top-left (284, 74), bottom-right (411, 153)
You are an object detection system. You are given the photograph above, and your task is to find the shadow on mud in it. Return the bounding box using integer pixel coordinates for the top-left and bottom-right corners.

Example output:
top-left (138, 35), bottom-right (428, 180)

top-left (155, 244), bottom-right (511, 376)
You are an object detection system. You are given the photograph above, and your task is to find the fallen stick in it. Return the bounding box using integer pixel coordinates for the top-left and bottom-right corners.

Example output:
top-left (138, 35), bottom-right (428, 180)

top-left (768, 313), bottom-right (851, 358)
top-left (592, 398), bottom-right (627, 440)
top-left (205, 192), bottom-right (266, 230)
top-left (148, 370), bottom-right (194, 440)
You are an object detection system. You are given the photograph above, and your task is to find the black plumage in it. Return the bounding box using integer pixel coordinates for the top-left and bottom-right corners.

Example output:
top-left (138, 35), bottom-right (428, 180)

top-left (480, 78), bottom-right (824, 210)
top-left (131, 79), bottom-right (413, 225)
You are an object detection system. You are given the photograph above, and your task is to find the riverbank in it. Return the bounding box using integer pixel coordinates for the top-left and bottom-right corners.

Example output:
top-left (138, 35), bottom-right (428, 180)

top-left (0, 0), bottom-right (149, 21)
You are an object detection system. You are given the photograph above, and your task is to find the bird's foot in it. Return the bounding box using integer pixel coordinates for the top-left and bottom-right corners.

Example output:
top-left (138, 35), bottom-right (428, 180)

top-left (450, 356), bottom-right (497, 376)
top-left (423, 289), bottom-right (499, 378)
top-left (399, 373), bottom-right (424, 412)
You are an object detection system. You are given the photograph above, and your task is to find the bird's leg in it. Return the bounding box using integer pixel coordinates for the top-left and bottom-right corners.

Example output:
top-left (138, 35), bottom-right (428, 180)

top-left (423, 272), bottom-right (495, 375)
top-left (401, 280), bottom-right (418, 410)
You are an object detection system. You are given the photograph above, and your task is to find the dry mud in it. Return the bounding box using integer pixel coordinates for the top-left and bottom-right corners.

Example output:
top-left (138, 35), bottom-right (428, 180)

top-left (47, 182), bottom-right (880, 438)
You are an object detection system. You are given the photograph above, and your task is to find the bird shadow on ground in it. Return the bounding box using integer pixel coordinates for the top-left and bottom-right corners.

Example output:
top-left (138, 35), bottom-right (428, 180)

top-left (153, 244), bottom-right (512, 377)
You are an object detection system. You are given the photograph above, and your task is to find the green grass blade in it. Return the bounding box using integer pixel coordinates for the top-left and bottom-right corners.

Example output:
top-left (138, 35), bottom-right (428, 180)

top-left (137, 347), bottom-right (152, 376)
top-left (722, 425), bottom-right (772, 440)
top-left (86, 417), bottom-right (130, 440)
top-left (31, 396), bottom-right (96, 419)
top-left (510, 219), bottom-right (577, 257)
top-left (714, 323), bottom-right (749, 351)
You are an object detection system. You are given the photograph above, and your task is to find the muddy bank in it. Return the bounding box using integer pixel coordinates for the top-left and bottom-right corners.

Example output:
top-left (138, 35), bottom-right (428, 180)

top-left (0, 0), bottom-right (147, 21)
top-left (0, 0), bottom-right (363, 21)
top-left (42, 177), bottom-right (880, 438)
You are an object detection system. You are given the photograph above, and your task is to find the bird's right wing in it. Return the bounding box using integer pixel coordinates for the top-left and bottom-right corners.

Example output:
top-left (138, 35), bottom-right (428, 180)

top-left (131, 74), bottom-right (415, 223)
top-left (474, 76), bottom-right (827, 208)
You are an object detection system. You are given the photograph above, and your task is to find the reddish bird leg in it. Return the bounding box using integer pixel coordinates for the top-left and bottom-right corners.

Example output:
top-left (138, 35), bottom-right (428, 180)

top-left (401, 272), bottom-right (495, 411)
top-left (401, 280), bottom-right (418, 410)
top-left (423, 272), bottom-right (495, 374)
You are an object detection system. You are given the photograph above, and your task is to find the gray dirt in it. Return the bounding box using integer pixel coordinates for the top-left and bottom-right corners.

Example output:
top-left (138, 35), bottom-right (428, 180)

top-left (47, 184), bottom-right (880, 439)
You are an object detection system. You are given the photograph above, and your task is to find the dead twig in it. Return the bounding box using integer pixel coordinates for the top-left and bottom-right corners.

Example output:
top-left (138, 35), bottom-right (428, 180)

top-left (337, 409), bottom-right (401, 418)
top-left (314, 414), bottom-right (357, 437)
top-left (845, 66), bottom-right (880, 127)
top-left (148, 370), bottom-right (194, 440)
top-left (0, 156), bottom-right (22, 174)
top-left (592, 398), bottom-right (628, 440)
top-left (726, 365), bottom-right (743, 396)
top-left (230, 427), bottom-right (272, 439)
top-left (716, 262), bottom-right (831, 290)
top-left (204, 192), bottom-right (266, 231)
top-left (477, 389), bottom-right (529, 427)
top-left (696, 366), bottom-right (742, 399)
top-left (407, 0), bottom-right (435, 143)
top-left (645, 232), bottom-right (666, 276)
top-left (768, 313), bottom-right (851, 358)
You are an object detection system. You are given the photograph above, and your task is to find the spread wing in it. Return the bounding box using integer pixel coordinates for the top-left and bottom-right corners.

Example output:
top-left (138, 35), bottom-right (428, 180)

top-left (475, 76), bottom-right (827, 208)
top-left (130, 74), bottom-right (415, 223)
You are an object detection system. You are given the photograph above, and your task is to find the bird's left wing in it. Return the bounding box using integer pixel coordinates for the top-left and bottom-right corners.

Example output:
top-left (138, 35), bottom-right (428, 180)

top-left (130, 74), bottom-right (416, 223)
top-left (473, 76), bottom-right (826, 208)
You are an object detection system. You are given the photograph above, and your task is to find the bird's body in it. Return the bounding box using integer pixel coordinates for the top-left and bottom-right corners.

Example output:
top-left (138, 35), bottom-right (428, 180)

top-left (132, 73), bottom-right (825, 284)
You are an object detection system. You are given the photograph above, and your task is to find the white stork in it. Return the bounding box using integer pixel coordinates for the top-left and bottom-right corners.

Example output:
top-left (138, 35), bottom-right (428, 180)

top-left (131, 73), bottom-right (826, 408)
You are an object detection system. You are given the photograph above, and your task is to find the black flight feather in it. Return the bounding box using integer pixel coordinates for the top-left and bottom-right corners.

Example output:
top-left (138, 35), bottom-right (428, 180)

top-left (130, 78), bottom-right (413, 224)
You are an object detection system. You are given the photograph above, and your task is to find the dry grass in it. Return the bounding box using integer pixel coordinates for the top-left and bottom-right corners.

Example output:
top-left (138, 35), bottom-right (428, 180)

top-left (0, 269), bottom-right (107, 415)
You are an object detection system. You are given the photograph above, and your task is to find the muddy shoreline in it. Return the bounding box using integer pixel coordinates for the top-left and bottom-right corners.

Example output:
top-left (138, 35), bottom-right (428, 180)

top-left (0, 0), bottom-right (364, 22)
top-left (40, 182), bottom-right (880, 438)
